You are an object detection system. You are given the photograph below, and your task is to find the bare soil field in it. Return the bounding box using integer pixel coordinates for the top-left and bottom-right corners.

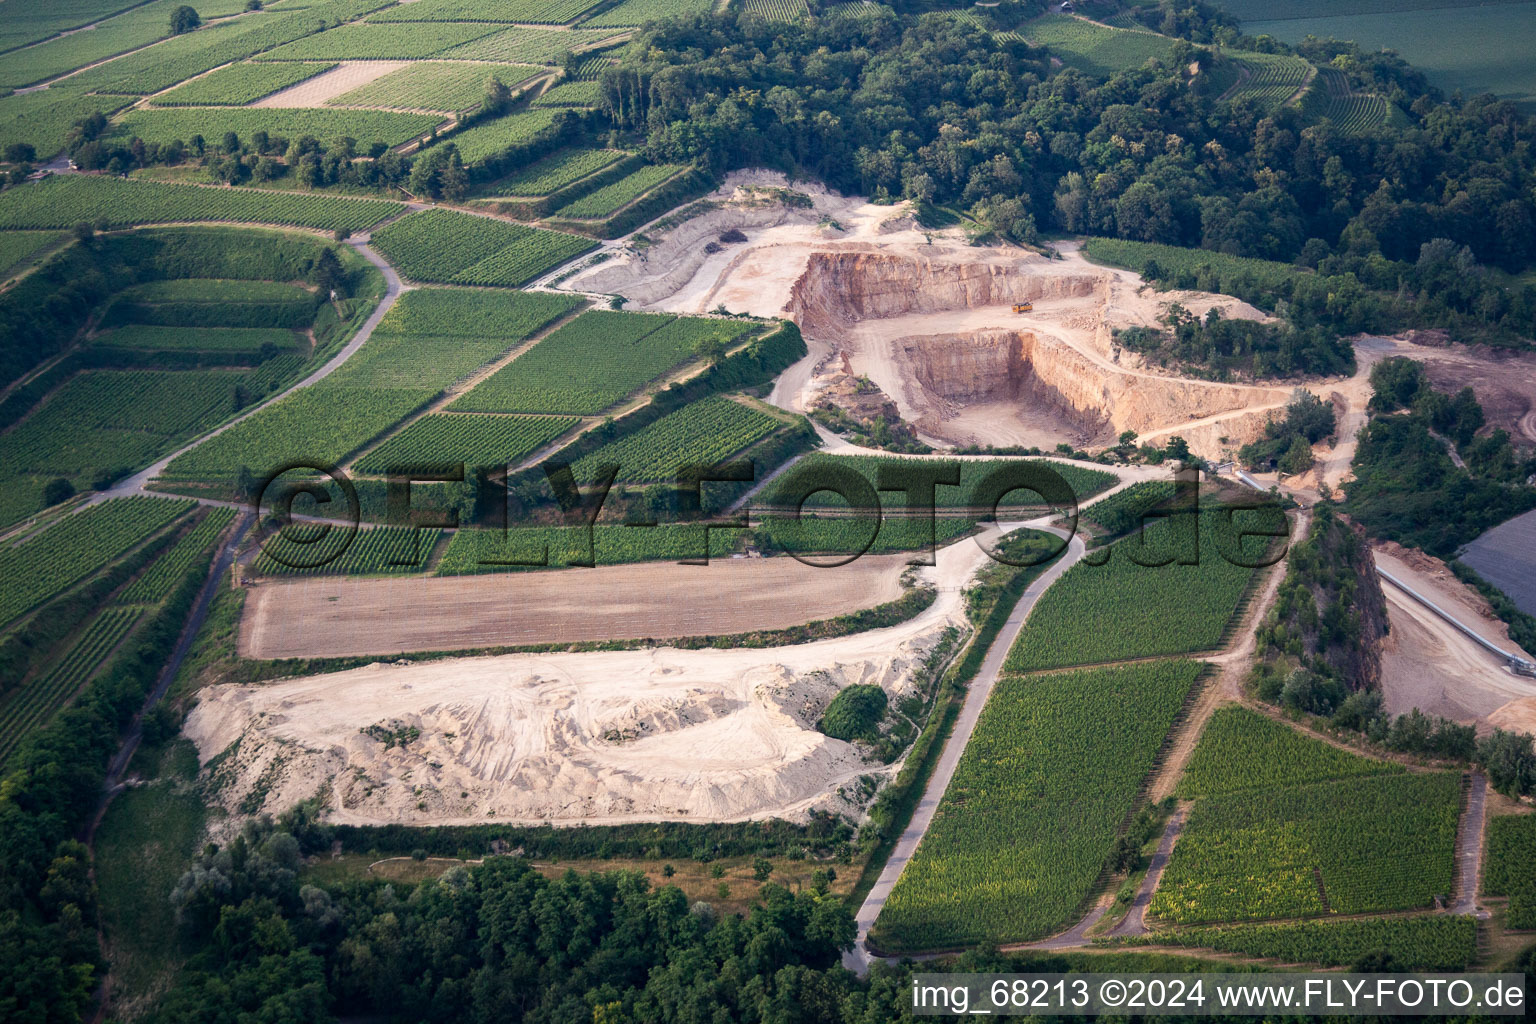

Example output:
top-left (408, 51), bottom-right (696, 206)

top-left (240, 552), bottom-right (911, 660)
top-left (253, 61), bottom-right (410, 107)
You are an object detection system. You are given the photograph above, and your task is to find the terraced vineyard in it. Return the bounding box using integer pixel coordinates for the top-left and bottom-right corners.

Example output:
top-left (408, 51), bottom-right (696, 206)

top-left (871, 660), bottom-right (1204, 951)
top-left (0, 230), bottom-right (65, 278)
top-left (585, 0), bottom-right (717, 26)
top-left (254, 525), bottom-right (443, 575)
top-left (149, 61), bottom-right (338, 106)
top-left (437, 26), bottom-right (624, 64)
top-left (331, 62), bottom-right (543, 113)
top-left (531, 80), bottom-right (602, 108)
top-left (119, 509), bottom-right (237, 604)
top-left (1310, 67), bottom-right (1392, 131)
top-left (103, 278), bottom-right (319, 328)
top-left (0, 497), bottom-right (191, 628)
top-left (110, 107), bottom-right (444, 149)
top-left (483, 148), bottom-right (629, 196)
top-left (569, 396), bottom-right (785, 483)
top-left (355, 413), bottom-right (579, 475)
top-left (370, 287), bottom-right (581, 339)
top-left (1005, 510), bottom-right (1270, 671)
top-left (1152, 707), bottom-right (1459, 924)
top-left (552, 163), bottom-right (687, 218)
top-left (1018, 15), bottom-right (1174, 78)
top-left (739, 0), bottom-right (810, 18)
top-left (1482, 814), bottom-right (1536, 929)
top-left (760, 454), bottom-right (1117, 511)
top-left (0, 605), bottom-right (143, 765)
top-left (1224, 52), bottom-right (1312, 111)
top-left (421, 108), bottom-right (562, 165)
top-left (371, 209), bottom-right (595, 287)
top-left (448, 310), bottom-right (711, 414)
top-left (1112, 915), bottom-right (1477, 970)
top-left (91, 326), bottom-right (301, 353)
top-left (257, 22), bottom-right (502, 61)
top-left (366, 0), bottom-right (606, 21)
top-left (0, 176), bottom-right (401, 231)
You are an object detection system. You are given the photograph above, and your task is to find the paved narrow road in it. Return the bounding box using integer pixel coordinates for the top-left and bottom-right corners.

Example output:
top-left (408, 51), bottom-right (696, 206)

top-left (1108, 808), bottom-right (1186, 937)
top-left (1452, 771), bottom-right (1488, 917)
top-left (843, 519), bottom-right (1084, 975)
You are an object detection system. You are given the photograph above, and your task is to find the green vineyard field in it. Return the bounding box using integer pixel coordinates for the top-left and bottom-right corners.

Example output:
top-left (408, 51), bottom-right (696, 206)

top-left (568, 395), bottom-right (784, 482)
top-left (437, 26), bottom-right (623, 64)
top-left (1112, 914), bottom-right (1476, 970)
top-left (91, 326), bottom-right (301, 353)
top-left (483, 148), bottom-right (629, 196)
top-left (355, 413), bottom-right (579, 475)
top-left (110, 106), bottom-right (444, 150)
top-left (371, 208), bottom-right (595, 286)
top-left (1482, 814), bottom-right (1536, 929)
top-left (1018, 15), bottom-right (1174, 78)
top-left (552, 163), bottom-right (687, 218)
top-left (366, 0), bottom-right (605, 23)
top-left (256, 22), bottom-right (501, 61)
top-left (531, 80), bottom-right (602, 108)
top-left (585, 0), bottom-right (716, 27)
top-left (253, 524), bottom-right (442, 575)
top-left (118, 508), bottom-right (237, 604)
top-left (421, 108), bottom-right (562, 166)
top-left (331, 62), bottom-right (542, 113)
top-left (871, 660), bottom-right (1204, 951)
top-left (149, 61), bottom-right (338, 106)
top-left (370, 287), bottom-right (581, 339)
top-left (1176, 706), bottom-right (1401, 797)
top-left (761, 454), bottom-right (1116, 510)
top-left (1224, 52), bottom-right (1312, 111)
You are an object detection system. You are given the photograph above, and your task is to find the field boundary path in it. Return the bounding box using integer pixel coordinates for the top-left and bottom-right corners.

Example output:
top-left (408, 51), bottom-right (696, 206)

top-left (843, 520), bottom-right (1084, 976)
top-left (91, 239), bottom-right (408, 505)
top-left (1452, 771), bottom-right (1488, 917)
top-left (1108, 807), bottom-right (1187, 937)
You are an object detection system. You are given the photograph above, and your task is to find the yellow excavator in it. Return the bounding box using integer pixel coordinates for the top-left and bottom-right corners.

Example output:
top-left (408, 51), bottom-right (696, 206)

top-left (1011, 301), bottom-right (1033, 313)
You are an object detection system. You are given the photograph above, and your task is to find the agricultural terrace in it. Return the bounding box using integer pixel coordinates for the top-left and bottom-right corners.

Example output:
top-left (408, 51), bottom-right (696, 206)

top-left (1017, 15), bottom-right (1175, 79)
top-left (531, 81), bottom-right (603, 108)
top-left (449, 311), bottom-right (744, 415)
top-left (1110, 914), bottom-right (1478, 971)
top-left (0, 176), bottom-right (401, 232)
top-left (567, 395), bottom-right (787, 483)
top-left (419, 108), bottom-right (563, 166)
top-left (1004, 510), bottom-right (1273, 671)
top-left (551, 163), bottom-right (689, 218)
top-left (90, 326), bottom-right (302, 354)
top-left (1151, 707), bottom-right (1460, 924)
top-left (160, 290), bottom-right (579, 485)
top-left (871, 660), bottom-right (1206, 951)
top-left (149, 62), bottom-right (339, 106)
top-left (1482, 814), bottom-right (1536, 929)
top-left (437, 27), bottom-right (627, 64)
top-left (1221, 52), bottom-right (1313, 111)
top-left (109, 108), bottom-right (444, 150)
top-left (759, 454), bottom-right (1117, 511)
top-left (330, 63), bottom-right (543, 113)
top-left (370, 208), bottom-right (595, 287)
top-left (365, 0), bottom-right (607, 22)
top-left (354, 413), bottom-right (580, 475)
top-left (0, 231), bottom-right (65, 279)
top-left (256, 23), bottom-right (504, 61)
top-left (585, 0), bottom-right (717, 27)
top-left (1308, 67), bottom-right (1394, 132)
top-left (739, 0), bottom-right (811, 21)
top-left (0, 497), bottom-right (192, 628)
top-left (482, 148), bottom-right (630, 196)
top-left (254, 525), bottom-right (443, 576)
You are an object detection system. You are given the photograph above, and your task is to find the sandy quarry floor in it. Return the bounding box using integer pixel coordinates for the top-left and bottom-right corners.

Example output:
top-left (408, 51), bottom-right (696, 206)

top-left (193, 520), bottom-right (1058, 827)
top-left (253, 61), bottom-right (411, 108)
top-left (1374, 542), bottom-right (1536, 725)
top-left (240, 551), bottom-right (912, 660)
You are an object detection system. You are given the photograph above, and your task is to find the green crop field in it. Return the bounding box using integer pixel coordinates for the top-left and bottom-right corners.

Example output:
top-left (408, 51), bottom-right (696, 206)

top-left (568, 395), bottom-right (785, 483)
top-left (0, 0), bottom-right (161, 54)
top-left (436, 26), bottom-right (623, 64)
top-left (1483, 814), bottom-right (1536, 929)
top-left (257, 21), bottom-right (502, 60)
top-left (1005, 511), bottom-right (1270, 670)
top-left (366, 0), bottom-right (606, 22)
top-left (368, 286), bottom-right (581, 338)
top-left (871, 660), bottom-right (1204, 951)
top-left (148, 61), bottom-right (338, 106)
top-left (0, 176), bottom-right (401, 231)
top-left (91, 326), bottom-right (302, 353)
top-left (572, 54), bottom-right (616, 79)
top-left (752, 515), bottom-right (977, 557)
top-left (253, 524), bottom-right (443, 575)
top-left (585, 0), bottom-right (717, 27)
top-left (110, 107), bottom-right (444, 149)
top-left (484, 148), bottom-right (628, 196)
top-left (1223, 51), bottom-right (1312, 111)
top-left (1151, 706), bottom-right (1459, 924)
top-left (760, 454), bottom-right (1117, 510)
top-left (354, 413), bottom-right (579, 474)
top-left (0, 497), bottom-right (191, 628)
top-left (0, 604), bottom-right (143, 765)
top-left (551, 163), bottom-right (687, 217)
top-left (1081, 236), bottom-right (1302, 291)
top-left (370, 208), bottom-right (595, 286)
top-left (0, 0), bottom-right (182, 90)
top-left (1308, 66), bottom-right (1394, 131)
top-left (0, 86), bottom-right (135, 159)
top-left (1112, 914), bottom-right (1477, 970)
top-left (1244, 3), bottom-right (1536, 111)
top-left (530, 80), bottom-right (601, 108)
top-left (118, 508), bottom-right (237, 604)
top-left (0, 229), bottom-right (65, 279)
top-left (421, 107), bottom-right (561, 165)
top-left (103, 279), bottom-right (319, 329)
top-left (330, 61), bottom-right (542, 113)
top-left (1079, 480), bottom-right (1178, 536)
top-left (437, 522), bottom-right (741, 573)
top-left (1018, 15), bottom-right (1175, 78)
top-left (448, 310), bottom-right (724, 415)
top-left (739, 0), bottom-right (811, 20)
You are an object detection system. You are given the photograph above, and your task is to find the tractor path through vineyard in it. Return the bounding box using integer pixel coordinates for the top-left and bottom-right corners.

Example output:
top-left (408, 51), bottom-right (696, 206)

top-left (843, 520), bottom-right (1084, 977)
top-left (1108, 808), bottom-right (1187, 938)
top-left (89, 236), bottom-right (409, 506)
